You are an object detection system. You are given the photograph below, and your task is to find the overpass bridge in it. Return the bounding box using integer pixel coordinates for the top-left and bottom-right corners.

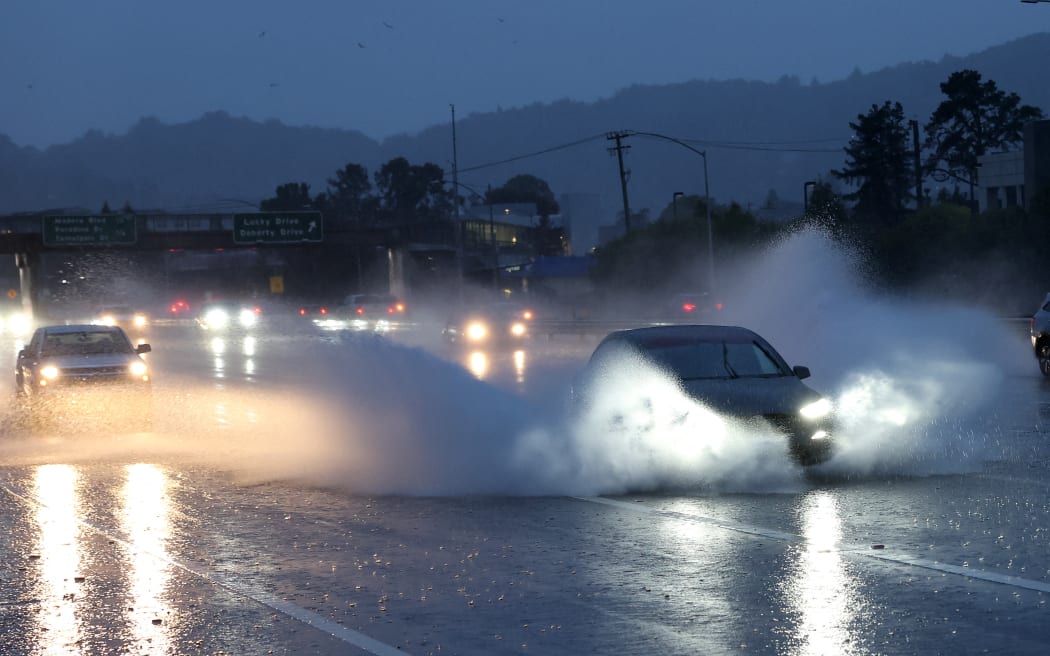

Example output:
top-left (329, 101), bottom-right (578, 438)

top-left (0, 211), bottom-right (466, 319)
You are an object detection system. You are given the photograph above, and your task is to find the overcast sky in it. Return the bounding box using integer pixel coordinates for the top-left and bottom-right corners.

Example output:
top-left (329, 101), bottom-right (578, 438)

top-left (2, 0), bottom-right (1047, 148)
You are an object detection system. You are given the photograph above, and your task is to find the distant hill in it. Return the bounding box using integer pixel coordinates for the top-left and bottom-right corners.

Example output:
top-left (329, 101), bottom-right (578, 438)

top-left (2, 33), bottom-right (1048, 217)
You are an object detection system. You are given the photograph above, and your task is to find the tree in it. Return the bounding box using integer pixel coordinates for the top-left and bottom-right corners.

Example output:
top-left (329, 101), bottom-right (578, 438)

top-left (326, 163), bottom-right (375, 226)
top-left (923, 69), bottom-right (1044, 207)
top-left (485, 174), bottom-right (560, 217)
top-left (833, 100), bottom-right (914, 224)
top-left (373, 157), bottom-right (454, 224)
top-left (804, 180), bottom-right (847, 222)
top-left (260, 182), bottom-right (314, 211)
top-left (529, 215), bottom-right (567, 256)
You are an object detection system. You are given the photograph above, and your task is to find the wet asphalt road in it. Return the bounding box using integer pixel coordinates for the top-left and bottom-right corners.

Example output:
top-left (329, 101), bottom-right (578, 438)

top-left (1, 320), bottom-right (1050, 655)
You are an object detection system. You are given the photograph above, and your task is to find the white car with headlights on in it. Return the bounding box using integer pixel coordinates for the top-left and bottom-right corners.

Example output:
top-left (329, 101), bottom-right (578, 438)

top-left (575, 324), bottom-right (835, 466)
top-left (93, 303), bottom-right (150, 335)
top-left (196, 300), bottom-right (262, 332)
top-left (442, 302), bottom-right (535, 347)
top-left (15, 324), bottom-right (152, 429)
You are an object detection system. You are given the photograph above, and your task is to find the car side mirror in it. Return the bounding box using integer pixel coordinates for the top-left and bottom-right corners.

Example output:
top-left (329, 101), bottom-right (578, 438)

top-left (793, 365), bottom-right (811, 380)
top-left (136, 344), bottom-right (152, 354)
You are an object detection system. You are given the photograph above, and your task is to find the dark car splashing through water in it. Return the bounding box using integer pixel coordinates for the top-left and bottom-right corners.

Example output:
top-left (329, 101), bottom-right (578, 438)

top-left (575, 324), bottom-right (835, 466)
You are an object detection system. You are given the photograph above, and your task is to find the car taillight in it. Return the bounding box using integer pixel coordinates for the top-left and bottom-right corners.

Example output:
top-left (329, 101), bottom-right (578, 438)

top-left (320, 307), bottom-right (327, 315)
top-left (715, 303), bottom-right (724, 311)
top-left (387, 306), bottom-right (395, 314)
top-left (299, 308), bottom-right (307, 315)
top-left (254, 306), bottom-right (262, 314)
top-left (356, 307), bottom-right (364, 315)
top-left (682, 303), bottom-right (696, 312)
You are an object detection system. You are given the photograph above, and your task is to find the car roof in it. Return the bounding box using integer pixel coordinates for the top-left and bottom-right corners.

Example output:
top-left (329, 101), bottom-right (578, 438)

top-left (603, 324), bottom-right (765, 346)
top-left (42, 324), bottom-right (125, 334)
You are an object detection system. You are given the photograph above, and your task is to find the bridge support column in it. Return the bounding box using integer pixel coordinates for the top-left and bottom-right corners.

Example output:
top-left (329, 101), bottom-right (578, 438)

top-left (14, 251), bottom-right (40, 322)
top-left (387, 248), bottom-right (405, 299)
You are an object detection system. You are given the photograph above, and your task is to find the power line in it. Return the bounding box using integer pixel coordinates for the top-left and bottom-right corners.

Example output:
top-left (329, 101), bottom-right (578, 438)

top-left (457, 133), bottom-right (607, 172)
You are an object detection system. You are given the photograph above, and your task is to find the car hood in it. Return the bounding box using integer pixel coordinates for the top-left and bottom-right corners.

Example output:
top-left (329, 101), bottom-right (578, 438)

top-left (680, 376), bottom-right (823, 416)
top-left (44, 353), bottom-right (140, 370)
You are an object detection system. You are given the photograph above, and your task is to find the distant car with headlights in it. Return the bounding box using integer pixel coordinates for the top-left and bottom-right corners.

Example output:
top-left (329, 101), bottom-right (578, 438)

top-left (297, 303), bottom-right (331, 319)
top-left (667, 292), bottom-right (723, 320)
top-left (443, 302), bottom-right (535, 347)
top-left (168, 298), bottom-right (193, 316)
top-left (574, 324), bottom-right (834, 466)
top-left (94, 304), bottom-right (150, 333)
top-left (1031, 293), bottom-right (1050, 375)
top-left (0, 299), bottom-right (31, 337)
top-left (196, 300), bottom-right (262, 331)
top-left (15, 324), bottom-right (152, 429)
top-left (339, 293), bottom-right (406, 331)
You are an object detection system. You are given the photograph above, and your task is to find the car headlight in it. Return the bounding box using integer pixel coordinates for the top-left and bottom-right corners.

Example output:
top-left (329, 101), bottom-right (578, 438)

top-left (466, 321), bottom-right (488, 341)
top-left (40, 365), bottom-right (59, 380)
top-left (100, 315), bottom-right (116, 326)
top-left (799, 398), bottom-right (832, 419)
top-left (205, 309), bottom-right (229, 328)
top-left (510, 322), bottom-right (526, 336)
top-left (129, 361), bottom-right (148, 378)
top-left (238, 308), bottom-right (257, 327)
top-left (133, 314), bottom-right (148, 327)
top-left (7, 314), bottom-right (30, 336)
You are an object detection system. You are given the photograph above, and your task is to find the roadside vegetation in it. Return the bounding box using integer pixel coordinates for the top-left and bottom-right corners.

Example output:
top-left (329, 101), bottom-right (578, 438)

top-left (257, 69), bottom-right (1046, 314)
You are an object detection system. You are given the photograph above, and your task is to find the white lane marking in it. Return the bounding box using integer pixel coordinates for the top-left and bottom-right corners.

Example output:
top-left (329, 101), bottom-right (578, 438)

top-left (574, 496), bottom-right (1050, 594)
top-left (1, 482), bottom-right (410, 656)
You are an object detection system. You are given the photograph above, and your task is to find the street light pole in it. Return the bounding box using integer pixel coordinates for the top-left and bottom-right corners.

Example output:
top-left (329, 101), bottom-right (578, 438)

top-left (625, 130), bottom-right (715, 293)
top-left (487, 184), bottom-right (498, 292)
top-left (803, 180), bottom-right (817, 214)
top-left (443, 179), bottom-right (500, 294)
top-left (702, 154), bottom-right (713, 293)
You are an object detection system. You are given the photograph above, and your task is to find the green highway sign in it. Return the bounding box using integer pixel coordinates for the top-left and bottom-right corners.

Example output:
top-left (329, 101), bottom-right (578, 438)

top-left (42, 215), bottom-right (137, 246)
top-left (232, 211), bottom-right (323, 244)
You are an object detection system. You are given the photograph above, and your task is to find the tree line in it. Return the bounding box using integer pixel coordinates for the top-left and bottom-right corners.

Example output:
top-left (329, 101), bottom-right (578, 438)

top-left (254, 68), bottom-right (1046, 311)
top-left (590, 69), bottom-right (1047, 312)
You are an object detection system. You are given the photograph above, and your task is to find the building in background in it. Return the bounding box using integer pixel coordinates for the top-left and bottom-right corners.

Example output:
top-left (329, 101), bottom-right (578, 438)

top-left (978, 119), bottom-right (1050, 212)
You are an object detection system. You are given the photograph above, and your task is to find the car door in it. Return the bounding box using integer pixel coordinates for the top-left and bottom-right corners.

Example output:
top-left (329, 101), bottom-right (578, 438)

top-left (16, 329), bottom-right (42, 393)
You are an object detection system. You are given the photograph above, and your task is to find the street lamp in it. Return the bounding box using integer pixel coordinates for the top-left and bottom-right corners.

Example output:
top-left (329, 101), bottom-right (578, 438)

top-left (672, 191), bottom-right (684, 219)
top-left (443, 179), bottom-right (499, 293)
top-left (626, 131), bottom-right (714, 291)
top-left (803, 181), bottom-right (817, 214)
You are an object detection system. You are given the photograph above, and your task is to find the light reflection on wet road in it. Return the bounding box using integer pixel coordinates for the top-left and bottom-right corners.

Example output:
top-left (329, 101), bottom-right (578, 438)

top-left (1, 322), bottom-right (1050, 654)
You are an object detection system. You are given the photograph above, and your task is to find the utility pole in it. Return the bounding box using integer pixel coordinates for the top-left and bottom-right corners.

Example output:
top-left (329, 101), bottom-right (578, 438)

top-left (910, 119), bottom-right (923, 209)
top-left (450, 104), bottom-right (463, 299)
top-left (606, 131), bottom-right (632, 233)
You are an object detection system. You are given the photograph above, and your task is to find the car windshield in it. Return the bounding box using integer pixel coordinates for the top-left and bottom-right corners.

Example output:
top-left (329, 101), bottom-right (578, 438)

top-left (41, 330), bottom-right (133, 356)
top-left (642, 339), bottom-right (790, 380)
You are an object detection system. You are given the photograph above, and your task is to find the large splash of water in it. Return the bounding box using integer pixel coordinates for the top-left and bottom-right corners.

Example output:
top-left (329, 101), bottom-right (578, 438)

top-left (0, 228), bottom-right (1026, 496)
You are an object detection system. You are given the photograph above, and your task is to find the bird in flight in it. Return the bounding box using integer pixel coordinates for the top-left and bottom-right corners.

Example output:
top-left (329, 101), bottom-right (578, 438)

top-left (382, 21), bottom-right (394, 29)
top-left (259, 30), bottom-right (267, 38)
top-left (357, 42), bottom-right (366, 48)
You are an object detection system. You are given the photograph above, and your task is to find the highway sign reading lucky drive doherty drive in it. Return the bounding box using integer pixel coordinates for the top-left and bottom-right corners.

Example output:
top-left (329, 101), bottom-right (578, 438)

top-left (232, 212), bottom-right (323, 244)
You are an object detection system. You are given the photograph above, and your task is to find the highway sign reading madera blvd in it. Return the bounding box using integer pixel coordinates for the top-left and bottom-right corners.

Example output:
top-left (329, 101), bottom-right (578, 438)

top-left (233, 212), bottom-right (323, 244)
top-left (42, 215), bottom-right (137, 246)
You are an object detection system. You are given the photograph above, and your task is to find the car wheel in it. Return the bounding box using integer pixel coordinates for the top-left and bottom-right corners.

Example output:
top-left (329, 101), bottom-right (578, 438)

top-left (26, 398), bottom-right (51, 432)
top-left (1039, 343), bottom-right (1050, 376)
